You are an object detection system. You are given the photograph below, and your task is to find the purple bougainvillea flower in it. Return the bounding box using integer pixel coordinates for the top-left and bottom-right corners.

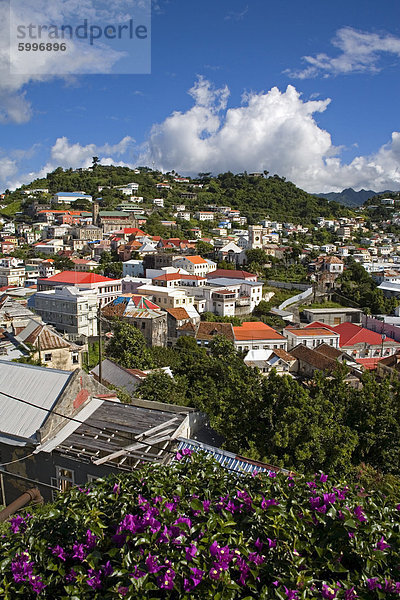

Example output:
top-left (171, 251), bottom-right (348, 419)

top-left (261, 497), bottom-right (278, 509)
top-left (316, 505), bottom-right (327, 514)
top-left (254, 538), bottom-right (263, 551)
top-left (113, 483), bottom-right (120, 495)
top-left (157, 573), bottom-right (175, 589)
top-left (209, 567), bottom-right (221, 580)
top-left (118, 587), bottom-right (129, 596)
top-left (248, 552), bottom-right (264, 566)
top-left (267, 538), bottom-right (277, 548)
top-left (348, 532), bottom-right (355, 539)
top-left (130, 566), bottom-right (146, 579)
top-left (29, 574), bottom-right (46, 594)
top-left (146, 554), bottom-right (163, 573)
top-left (288, 476), bottom-right (295, 488)
top-left (396, 503), bottom-right (400, 511)
top-left (343, 587), bottom-right (358, 599)
top-left (309, 497), bottom-right (321, 509)
top-left (323, 492), bottom-right (336, 505)
top-left (322, 584), bottom-right (338, 599)
top-left (9, 515), bottom-right (27, 534)
top-left (86, 529), bottom-right (97, 550)
top-left (174, 516), bottom-right (192, 530)
top-left (72, 543), bottom-right (87, 561)
top-left (366, 578), bottom-right (382, 590)
top-left (103, 561), bottom-right (113, 577)
top-left (65, 569), bottom-right (77, 583)
top-left (51, 545), bottom-right (66, 561)
top-left (284, 586), bottom-right (299, 599)
top-left (320, 473), bottom-right (328, 483)
top-left (202, 500), bottom-right (211, 513)
top-left (11, 552), bottom-right (34, 583)
top-left (268, 471), bottom-right (277, 478)
top-left (185, 544), bottom-right (197, 561)
top-left (374, 536), bottom-right (390, 551)
top-left (190, 567), bottom-right (204, 586)
top-left (307, 481), bottom-right (317, 490)
top-left (87, 569), bottom-right (102, 590)
top-left (353, 505), bottom-right (367, 523)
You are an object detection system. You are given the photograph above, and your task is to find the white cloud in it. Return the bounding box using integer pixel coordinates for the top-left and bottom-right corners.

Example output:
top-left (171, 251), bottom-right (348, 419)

top-left (144, 78), bottom-right (400, 193)
top-left (286, 27), bottom-right (400, 79)
top-left (3, 136), bottom-right (135, 190)
top-left (0, 0), bottom-right (138, 123)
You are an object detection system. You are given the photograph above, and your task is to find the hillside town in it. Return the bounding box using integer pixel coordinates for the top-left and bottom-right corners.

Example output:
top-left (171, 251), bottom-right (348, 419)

top-left (1, 167), bottom-right (400, 594)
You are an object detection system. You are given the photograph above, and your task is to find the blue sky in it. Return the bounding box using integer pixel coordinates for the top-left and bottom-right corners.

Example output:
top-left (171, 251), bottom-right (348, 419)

top-left (1, 0), bottom-right (400, 192)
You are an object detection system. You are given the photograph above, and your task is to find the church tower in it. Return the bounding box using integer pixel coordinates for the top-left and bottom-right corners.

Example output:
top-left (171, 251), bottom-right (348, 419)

top-left (248, 225), bottom-right (263, 249)
top-left (92, 201), bottom-right (99, 227)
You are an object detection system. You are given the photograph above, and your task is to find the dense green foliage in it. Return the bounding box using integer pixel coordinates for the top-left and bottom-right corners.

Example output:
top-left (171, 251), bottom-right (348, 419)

top-left (1, 453), bottom-right (400, 599)
top-left (339, 259), bottom-right (397, 315)
top-left (106, 323), bottom-right (400, 480)
top-left (106, 321), bottom-right (154, 370)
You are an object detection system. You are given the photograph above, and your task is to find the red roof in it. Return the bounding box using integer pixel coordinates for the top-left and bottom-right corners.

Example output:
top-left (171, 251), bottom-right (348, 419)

top-left (207, 269), bottom-right (256, 280)
top-left (233, 321), bottom-right (285, 341)
top-left (123, 228), bottom-right (147, 236)
top-left (333, 322), bottom-right (397, 347)
top-left (40, 271), bottom-right (119, 285)
top-left (356, 358), bottom-right (383, 370)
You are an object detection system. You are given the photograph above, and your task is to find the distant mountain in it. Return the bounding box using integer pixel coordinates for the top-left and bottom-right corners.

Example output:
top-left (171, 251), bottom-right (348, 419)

top-left (314, 188), bottom-right (379, 207)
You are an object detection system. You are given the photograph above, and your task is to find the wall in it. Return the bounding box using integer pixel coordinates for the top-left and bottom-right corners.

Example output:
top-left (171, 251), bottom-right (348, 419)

top-left (362, 314), bottom-right (400, 343)
top-left (266, 280), bottom-right (309, 291)
top-left (279, 287), bottom-right (313, 310)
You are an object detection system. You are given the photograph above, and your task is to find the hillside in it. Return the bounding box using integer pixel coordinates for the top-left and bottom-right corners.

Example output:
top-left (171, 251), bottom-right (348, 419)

top-left (315, 188), bottom-right (378, 207)
top-left (2, 166), bottom-right (353, 224)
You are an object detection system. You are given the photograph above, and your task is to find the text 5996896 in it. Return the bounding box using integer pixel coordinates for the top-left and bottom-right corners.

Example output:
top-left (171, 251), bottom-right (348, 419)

top-left (18, 43), bottom-right (67, 51)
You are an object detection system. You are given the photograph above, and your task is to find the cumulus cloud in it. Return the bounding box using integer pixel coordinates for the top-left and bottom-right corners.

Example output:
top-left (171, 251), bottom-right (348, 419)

top-left (144, 78), bottom-right (400, 193)
top-left (286, 27), bottom-right (400, 79)
top-left (3, 136), bottom-right (135, 190)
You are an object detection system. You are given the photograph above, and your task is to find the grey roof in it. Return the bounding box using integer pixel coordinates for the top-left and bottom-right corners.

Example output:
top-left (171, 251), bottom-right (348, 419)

top-left (90, 358), bottom-right (145, 394)
top-left (177, 439), bottom-right (288, 476)
top-left (0, 295), bottom-right (39, 323)
top-left (0, 361), bottom-right (71, 444)
top-left (55, 400), bottom-right (191, 470)
top-left (207, 278), bottom-right (261, 287)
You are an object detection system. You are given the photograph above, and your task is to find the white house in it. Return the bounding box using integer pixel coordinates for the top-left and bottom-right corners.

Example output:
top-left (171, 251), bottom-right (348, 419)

top-left (284, 325), bottom-right (340, 351)
top-left (173, 256), bottom-right (216, 277)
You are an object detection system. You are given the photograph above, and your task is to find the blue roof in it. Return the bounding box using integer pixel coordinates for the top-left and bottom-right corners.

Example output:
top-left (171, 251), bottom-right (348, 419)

top-left (177, 439), bottom-right (287, 476)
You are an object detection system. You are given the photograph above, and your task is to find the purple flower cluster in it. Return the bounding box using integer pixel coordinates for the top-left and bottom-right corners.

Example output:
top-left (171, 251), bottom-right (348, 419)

top-left (11, 552), bottom-right (46, 594)
top-left (9, 513), bottom-right (31, 534)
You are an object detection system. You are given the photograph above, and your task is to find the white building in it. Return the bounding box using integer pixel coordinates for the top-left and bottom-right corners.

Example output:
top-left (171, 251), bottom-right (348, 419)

top-left (284, 326), bottom-right (340, 351)
top-left (153, 198), bottom-right (164, 208)
top-left (173, 255), bottom-right (216, 277)
top-left (33, 286), bottom-right (98, 339)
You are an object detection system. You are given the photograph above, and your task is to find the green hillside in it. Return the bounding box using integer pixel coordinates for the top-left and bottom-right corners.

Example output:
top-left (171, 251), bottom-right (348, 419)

top-left (3, 166), bottom-right (354, 224)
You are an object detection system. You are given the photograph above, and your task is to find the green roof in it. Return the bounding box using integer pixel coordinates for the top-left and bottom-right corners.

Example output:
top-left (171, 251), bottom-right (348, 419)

top-left (99, 211), bottom-right (131, 217)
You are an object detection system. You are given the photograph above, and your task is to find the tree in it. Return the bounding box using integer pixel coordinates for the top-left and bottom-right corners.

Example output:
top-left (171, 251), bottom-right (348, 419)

top-left (245, 248), bottom-right (268, 266)
top-left (106, 321), bottom-right (154, 370)
top-left (196, 240), bottom-right (214, 256)
top-left (138, 370), bottom-right (188, 405)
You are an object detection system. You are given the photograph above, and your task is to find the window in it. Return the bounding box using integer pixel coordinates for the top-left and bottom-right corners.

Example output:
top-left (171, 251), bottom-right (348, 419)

top-left (53, 467), bottom-right (75, 494)
top-left (44, 353), bottom-right (52, 362)
top-left (72, 352), bottom-right (79, 364)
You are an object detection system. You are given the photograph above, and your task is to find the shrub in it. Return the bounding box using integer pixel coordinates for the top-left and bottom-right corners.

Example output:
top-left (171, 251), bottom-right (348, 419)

top-left (0, 452), bottom-right (399, 599)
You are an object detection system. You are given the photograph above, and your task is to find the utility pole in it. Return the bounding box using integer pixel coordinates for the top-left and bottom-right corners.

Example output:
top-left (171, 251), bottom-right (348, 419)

top-left (98, 306), bottom-right (102, 384)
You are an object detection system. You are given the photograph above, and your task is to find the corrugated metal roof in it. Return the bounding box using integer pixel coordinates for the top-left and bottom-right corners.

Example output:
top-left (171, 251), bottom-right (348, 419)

top-left (91, 359), bottom-right (144, 394)
top-left (0, 361), bottom-right (71, 443)
top-left (177, 439), bottom-right (288, 476)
